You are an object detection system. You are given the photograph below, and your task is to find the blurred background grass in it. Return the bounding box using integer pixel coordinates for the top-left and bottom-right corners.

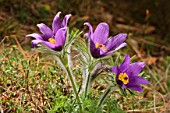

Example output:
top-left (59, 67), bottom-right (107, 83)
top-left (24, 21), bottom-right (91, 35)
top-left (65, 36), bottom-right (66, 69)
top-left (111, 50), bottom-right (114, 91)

top-left (0, 0), bottom-right (170, 55)
top-left (0, 0), bottom-right (170, 112)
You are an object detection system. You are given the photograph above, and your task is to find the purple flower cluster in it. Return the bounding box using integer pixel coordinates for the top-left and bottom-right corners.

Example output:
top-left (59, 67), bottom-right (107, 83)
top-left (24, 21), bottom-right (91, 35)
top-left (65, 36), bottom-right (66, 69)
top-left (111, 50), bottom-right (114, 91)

top-left (26, 12), bottom-right (149, 92)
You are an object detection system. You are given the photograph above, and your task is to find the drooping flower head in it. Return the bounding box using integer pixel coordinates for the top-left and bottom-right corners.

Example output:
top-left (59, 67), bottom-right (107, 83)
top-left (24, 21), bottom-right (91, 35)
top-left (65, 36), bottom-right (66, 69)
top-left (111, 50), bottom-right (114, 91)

top-left (26, 12), bottom-right (71, 51)
top-left (84, 22), bottom-right (127, 58)
top-left (110, 55), bottom-right (149, 92)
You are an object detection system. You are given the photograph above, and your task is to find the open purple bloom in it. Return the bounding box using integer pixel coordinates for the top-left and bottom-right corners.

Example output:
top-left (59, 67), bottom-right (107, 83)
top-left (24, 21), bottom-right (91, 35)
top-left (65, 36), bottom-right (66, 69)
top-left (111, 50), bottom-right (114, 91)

top-left (110, 55), bottom-right (149, 92)
top-left (84, 22), bottom-right (127, 58)
top-left (26, 12), bottom-right (71, 51)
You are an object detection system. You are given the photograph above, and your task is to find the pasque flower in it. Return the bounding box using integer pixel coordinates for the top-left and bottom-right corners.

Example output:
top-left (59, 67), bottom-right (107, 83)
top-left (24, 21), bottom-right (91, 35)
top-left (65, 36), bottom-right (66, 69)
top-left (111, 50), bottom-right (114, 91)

top-left (84, 22), bottom-right (127, 58)
top-left (26, 12), bottom-right (71, 51)
top-left (110, 55), bottom-right (149, 92)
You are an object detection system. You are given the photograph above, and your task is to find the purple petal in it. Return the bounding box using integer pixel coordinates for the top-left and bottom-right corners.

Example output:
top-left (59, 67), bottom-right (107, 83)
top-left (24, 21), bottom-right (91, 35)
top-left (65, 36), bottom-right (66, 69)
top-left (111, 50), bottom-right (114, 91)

top-left (119, 54), bottom-right (130, 72)
top-left (89, 38), bottom-right (100, 58)
top-left (122, 84), bottom-right (127, 89)
top-left (31, 40), bottom-right (58, 50)
top-left (93, 22), bottom-right (109, 44)
top-left (62, 14), bottom-right (71, 27)
top-left (55, 27), bottom-right (67, 47)
top-left (41, 41), bottom-right (56, 50)
top-left (114, 43), bottom-right (127, 51)
top-left (110, 66), bottom-right (119, 75)
top-left (106, 33), bottom-right (127, 51)
top-left (128, 76), bottom-right (149, 86)
top-left (126, 62), bottom-right (146, 76)
top-left (38, 41), bottom-right (62, 51)
top-left (31, 40), bottom-right (42, 47)
top-left (25, 33), bottom-right (43, 40)
top-left (101, 43), bottom-right (127, 57)
top-left (52, 12), bottom-right (62, 34)
top-left (128, 85), bottom-right (143, 92)
top-left (37, 23), bottom-right (53, 40)
top-left (84, 22), bottom-right (93, 38)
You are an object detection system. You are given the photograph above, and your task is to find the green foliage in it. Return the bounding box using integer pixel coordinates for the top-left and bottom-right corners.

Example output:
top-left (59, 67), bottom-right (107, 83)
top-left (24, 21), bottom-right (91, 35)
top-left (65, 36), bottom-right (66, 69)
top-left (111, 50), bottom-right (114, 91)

top-left (0, 37), bottom-right (125, 112)
top-left (47, 92), bottom-right (68, 113)
top-left (103, 99), bottom-right (125, 113)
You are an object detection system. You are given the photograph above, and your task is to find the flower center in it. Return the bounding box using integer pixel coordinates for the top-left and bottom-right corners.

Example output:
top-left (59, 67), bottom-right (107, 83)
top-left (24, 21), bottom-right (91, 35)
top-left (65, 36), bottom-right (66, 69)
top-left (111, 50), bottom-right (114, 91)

top-left (48, 38), bottom-right (56, 44)
top-left (118, 73), bottom-right (129, 84)
top-left (95, 42), bottom-right (106, 51)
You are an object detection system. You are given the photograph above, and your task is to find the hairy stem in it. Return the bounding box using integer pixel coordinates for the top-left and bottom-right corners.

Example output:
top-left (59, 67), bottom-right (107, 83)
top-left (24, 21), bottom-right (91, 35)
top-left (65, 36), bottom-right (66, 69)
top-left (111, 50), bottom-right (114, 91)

top-left (84, 72), bottom-right (90, 97)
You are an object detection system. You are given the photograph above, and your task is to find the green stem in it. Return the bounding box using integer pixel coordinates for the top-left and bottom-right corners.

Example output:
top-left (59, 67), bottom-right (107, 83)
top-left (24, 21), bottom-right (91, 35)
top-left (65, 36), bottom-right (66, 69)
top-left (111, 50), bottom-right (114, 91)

top-left (60, 58), bottom-right (83, 113)
top-left (84, 60), bottom-right (100, 97)
top-left (84, 58), bottom-right (94, 97)
top-left (84, 72), bottom-right (90, 97)
top-left (97, 86), bottom-right (112, 108)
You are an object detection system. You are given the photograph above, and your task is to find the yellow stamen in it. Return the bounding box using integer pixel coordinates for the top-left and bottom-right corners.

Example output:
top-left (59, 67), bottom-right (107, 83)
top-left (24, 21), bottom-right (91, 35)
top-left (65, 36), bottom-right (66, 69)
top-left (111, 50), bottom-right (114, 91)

top-left (118, 73), bottom-right (129, 84)
top-left (95, 42), bottom-right (106, 51)
top-left (48, 38), bottom-right (56, 44)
